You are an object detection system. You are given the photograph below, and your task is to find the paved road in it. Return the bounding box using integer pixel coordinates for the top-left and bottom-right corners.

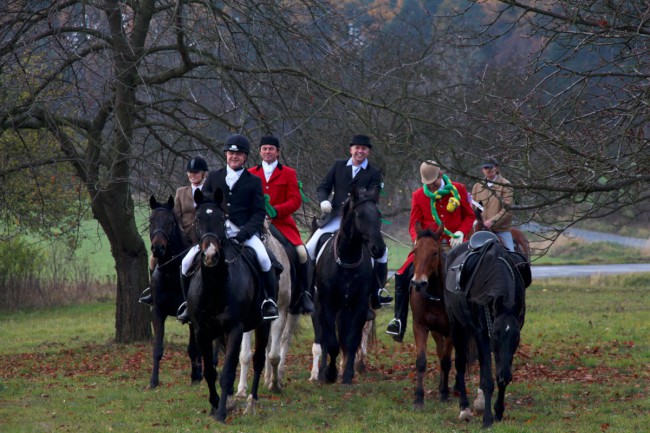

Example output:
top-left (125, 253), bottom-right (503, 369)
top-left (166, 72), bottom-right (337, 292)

top-left (532, 263), bottom-right (650, 279)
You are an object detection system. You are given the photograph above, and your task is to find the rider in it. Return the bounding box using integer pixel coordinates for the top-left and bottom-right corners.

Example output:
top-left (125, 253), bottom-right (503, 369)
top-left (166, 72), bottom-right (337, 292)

top-left (304, 134), bottom-right (391, 315)
top-left (176, 134), bottom-right (279, 323)
top-left (470, 157), bottom-right (514, 252)
top-left (248, 135), bottom-right (314, 315)
top-left (386, 160), bottom-right (474, 342)
top-left (139, 156), bottom-right (208, 305)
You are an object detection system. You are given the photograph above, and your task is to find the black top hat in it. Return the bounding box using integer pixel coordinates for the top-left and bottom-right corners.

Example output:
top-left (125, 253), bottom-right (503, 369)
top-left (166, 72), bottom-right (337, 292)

top-left (350, 134), bottom-right (372, 148)
top-left (259, 135), bottom-right (280, 148)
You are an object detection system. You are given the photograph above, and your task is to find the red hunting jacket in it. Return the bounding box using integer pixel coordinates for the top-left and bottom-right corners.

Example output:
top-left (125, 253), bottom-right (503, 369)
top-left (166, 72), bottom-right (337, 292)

top-left (249, 163), bottom-right (304, 246)
top-left (398, 182), bottom-right (474, 275)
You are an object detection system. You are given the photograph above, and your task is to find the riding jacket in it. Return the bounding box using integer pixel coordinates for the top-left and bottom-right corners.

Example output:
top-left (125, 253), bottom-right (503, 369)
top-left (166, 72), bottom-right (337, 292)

top-left (471, 174), bottom-right (513, 233)
top-left (173, 184), bottom-right (201, 244)
top-left (249, 162), bottom-right (303, 246)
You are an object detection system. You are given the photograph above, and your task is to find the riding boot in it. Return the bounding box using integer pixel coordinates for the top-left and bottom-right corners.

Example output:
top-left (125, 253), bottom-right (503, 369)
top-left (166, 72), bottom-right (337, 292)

top-left (370, 262), bottom-right (391, 309)
top-left (260, 269), bottom-right (280, 320)
top-left (297, 260), bottom-right (314, 315)
top-left (176, 272), bottom-right (192, 324)
top-left (386, 271), bottom-right (410, 342)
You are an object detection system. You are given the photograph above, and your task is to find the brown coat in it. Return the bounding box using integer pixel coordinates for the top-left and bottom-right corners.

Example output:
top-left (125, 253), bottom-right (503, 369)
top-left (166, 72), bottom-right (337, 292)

top-left (471, 174), bottom-right (513, 232)
top-left (174, 185), bottom-right (199, 244)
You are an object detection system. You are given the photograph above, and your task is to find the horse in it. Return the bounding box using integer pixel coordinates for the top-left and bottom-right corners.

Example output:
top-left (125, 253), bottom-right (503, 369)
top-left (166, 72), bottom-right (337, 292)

top-left (146, 195), bottom-right (200, 389)
top-left (314, 185), bottom-right (386, 384)
top-left (409, 224), bottom-right (454, 406)
top-left (237, 219), bottom-right (300, 396)
top-left (186, 189), bottom-right (271, 422)
top-left (444, 231), bottom-right (528, 428)
top-left (473, 205), bottom-right (531, 258)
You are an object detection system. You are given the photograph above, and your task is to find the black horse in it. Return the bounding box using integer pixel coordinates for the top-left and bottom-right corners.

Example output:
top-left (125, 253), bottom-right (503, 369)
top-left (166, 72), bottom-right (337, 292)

top-left (147, 195), bottom-right (200, 389)
top-left (444, 232), bottom-right (528, 428)
top-left (315, 185), bottom-right (386, 384)
top-left (187, 189), bottom-right (271, 422)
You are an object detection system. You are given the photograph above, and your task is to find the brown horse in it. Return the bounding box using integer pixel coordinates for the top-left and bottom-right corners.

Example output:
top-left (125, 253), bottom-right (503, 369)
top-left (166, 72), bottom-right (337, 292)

top-left (409, 224), bottom-right (454, 406)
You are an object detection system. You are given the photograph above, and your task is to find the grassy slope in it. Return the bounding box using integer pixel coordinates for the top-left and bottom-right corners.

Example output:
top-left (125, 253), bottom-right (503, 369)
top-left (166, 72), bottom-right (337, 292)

top-left (0, 274), bottom-right (648, 433)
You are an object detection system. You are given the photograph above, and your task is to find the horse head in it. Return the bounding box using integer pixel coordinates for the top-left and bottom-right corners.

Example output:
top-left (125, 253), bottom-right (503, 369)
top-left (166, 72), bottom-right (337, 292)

top-left (193, 188), bottom-right (226, 268)
top-left (149, 195), bottom-right (176, 259)
top-left (411, 223), bottom-right (444, 294)
top-left (343, 184), bottom-right (386, 259)
top-left (491, 299), bottom-right (521, 388)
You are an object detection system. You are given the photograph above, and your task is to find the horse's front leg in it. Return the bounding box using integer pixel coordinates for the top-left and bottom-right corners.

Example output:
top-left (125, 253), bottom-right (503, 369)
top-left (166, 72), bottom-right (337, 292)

top-left (217, 323), bottom-right (244, 422)
top-left (149, 307), bottom-right (164, 389)
top-left (247, 321), bottom-right (271, 413)
top-left (278, 312), bottom-right (299, 384)
top-left (340, 303), bottom-right (367, 385)
top-left (265, 308), bottom-right (286, 392)
top-left (236, 331), bottom-right (253, 398)
top-left (452, 325), bottom-right (471, 421)
top-left (318, 306), bottom-right (339, 383)
top-left (494, 381), bottom-right (507, 421)
top-left (196, 330), bottom-right (220, 420)
top-left (433, 332), bottom-right (453, 402)
top-left (187, 324), bottom-right (203, 384)
top-left (413, 322), bottom-right (428, 407)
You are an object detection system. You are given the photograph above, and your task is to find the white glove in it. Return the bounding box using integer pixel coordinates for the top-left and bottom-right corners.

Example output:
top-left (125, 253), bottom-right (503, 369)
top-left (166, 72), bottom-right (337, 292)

top-left (449, 231), bottom-right (464, 247)
top-left (320, 200), bottom-right (332, 213)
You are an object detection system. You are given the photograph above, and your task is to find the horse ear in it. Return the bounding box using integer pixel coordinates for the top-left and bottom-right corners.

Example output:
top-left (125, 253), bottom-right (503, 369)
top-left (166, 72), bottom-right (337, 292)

top-left (415, 221), bottom-right (423, 235)
top-left (194, 188), bottom-right (204, 205)
top-left (436, 224), bottom-right (445, 239)
top-left (213, 187), bottom-right (224, 207)
top-left (167, 196), bottom-right (174, 209)
top-left (149, 195), bottom-right (157, 209)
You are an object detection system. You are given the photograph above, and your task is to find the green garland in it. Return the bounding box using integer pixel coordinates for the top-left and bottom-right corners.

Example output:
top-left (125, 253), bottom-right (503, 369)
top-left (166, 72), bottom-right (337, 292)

top-left (422, 174), bottom-right (461, 238)
top-left (264, 194), bottom-right (277, 218)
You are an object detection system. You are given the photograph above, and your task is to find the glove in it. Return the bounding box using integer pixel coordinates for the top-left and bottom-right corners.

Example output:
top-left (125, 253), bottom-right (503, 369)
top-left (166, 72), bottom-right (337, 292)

top-left (449, 231), bottom-right (464, 248)
top-left (320, 200), bottom-right (332, 213)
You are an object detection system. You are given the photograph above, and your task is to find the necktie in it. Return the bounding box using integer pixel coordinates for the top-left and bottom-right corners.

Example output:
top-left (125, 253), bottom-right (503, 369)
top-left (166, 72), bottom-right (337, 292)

top-left (352, 165), bottom-right (360, 178)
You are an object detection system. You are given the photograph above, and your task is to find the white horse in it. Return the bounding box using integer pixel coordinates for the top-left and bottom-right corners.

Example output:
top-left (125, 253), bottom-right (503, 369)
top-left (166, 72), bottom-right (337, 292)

top-left (237, 219), bottom-right (300, 396)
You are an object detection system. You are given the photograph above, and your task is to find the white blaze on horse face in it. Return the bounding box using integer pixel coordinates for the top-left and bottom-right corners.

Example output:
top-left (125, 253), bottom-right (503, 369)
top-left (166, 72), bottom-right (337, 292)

top-left (205, 243), bottom-right (217, 260)
top-left (505, 324), bottom-right (510, 332)
top-left (206, 209), bottom-right (213, 214)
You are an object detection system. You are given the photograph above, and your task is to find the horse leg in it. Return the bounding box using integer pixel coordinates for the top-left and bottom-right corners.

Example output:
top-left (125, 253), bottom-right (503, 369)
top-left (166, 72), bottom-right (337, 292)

top-left (432, 332), bottom-right (452, 402)
top-left (188, 324), bottom-right (202, 384)
top-left (340, 305), bottom-right (366, 384)
top-left (217, 323), bottom-right (244, 422)
top-left (149, 308), bottom-right (164, 389)
top-left (265, 307), bottom-right (286, 393)
top-left (413, 322), bottom-right (428, 407)
top-left (236, 331), bottom-right (253, 398)
top-left (197, 331), bottom-right (220, 421)
top-left (278, 312), bottom-right (299, 385)
top-left (310, 343), bottom-right (322, 382)
top-left (318, 306), bottom-right (339, 384)
top-left (246, 321), bottom-right (271, 416)
top-left (452, 325), bottom-right (472, 422)
top-left (475, 332), bottom-right (495, 428)
top-left (356, 320), bottom-right (372, 374)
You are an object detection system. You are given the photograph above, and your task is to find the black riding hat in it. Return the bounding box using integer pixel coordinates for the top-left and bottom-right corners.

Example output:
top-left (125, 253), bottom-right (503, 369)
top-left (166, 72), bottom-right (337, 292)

top-left (186, 156), bottom-right (208, 172)
top-left (223, 134), bottom-right (251, 154)
top-left (259, 135), bottom-right (280, 148)
top-left (350, 134), bottom-right (372, 148)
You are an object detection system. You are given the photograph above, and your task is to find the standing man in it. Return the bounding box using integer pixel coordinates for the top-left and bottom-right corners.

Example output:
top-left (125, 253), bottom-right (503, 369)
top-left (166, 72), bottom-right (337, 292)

top-left (471, 157), bottom-right (514, 251)
top-left (386, 160), bottom-right (474, 342)
top-left (305, 134), bottom-right (391, 312)
top-left (177, 134), bottom-right (279, 323)
top-left (248, 135), bottom-right (314, 315)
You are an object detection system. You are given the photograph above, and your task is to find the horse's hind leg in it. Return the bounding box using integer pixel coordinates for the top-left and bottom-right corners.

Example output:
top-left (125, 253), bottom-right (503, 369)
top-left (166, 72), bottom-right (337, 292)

top-left (278, 312), bottom-right (299, 384)
top-left (245, 322), bottom-right (271, 416)
top-left (197, 333), bottom-right (220, 421)
top-left (265, 309), bottom-right (286, 393)
top-left (451, 326), bottom-right (472, 421)
top-left (236, 331), bottom-right (253, 398)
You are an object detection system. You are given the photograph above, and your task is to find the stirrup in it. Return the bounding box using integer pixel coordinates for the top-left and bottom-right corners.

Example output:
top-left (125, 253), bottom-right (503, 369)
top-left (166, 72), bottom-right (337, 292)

top-left (176, 301), bottom-right (189, 324)
top-left (378, 287), bottom-right (393, 306)
top-left (386, 318), bottom-right (401, 336)
top-left (261, 299), bottom-right (279, 320)
top-left (138, 287), bottom-right (152, 305)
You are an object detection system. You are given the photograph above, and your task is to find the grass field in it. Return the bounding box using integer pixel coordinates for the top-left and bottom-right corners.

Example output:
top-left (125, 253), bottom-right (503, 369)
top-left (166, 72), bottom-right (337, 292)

top-left (1, 273), bottom-right (648, 433)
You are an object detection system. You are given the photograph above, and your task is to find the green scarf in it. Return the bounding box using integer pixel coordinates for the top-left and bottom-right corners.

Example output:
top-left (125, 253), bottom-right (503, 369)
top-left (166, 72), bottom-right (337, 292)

top-left (264, 194), bottom-right (277, 218)
top-left (422, 174), bottom-right (461, 238)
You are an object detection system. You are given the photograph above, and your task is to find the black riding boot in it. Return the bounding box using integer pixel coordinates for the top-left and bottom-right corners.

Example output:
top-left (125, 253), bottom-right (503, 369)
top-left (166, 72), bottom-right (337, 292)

top-left (370, 262), bottom-right (391, 309)
top-left (138, 266), bottom-right (156, 305)
top-left (261, 269), bottom-right (280, 320)
top-left (176, 272), bottom-right (192, 324)
top-left (386, 271), bottom-right (410, 342)
top-left (297, 260), bottom-right (314, 314)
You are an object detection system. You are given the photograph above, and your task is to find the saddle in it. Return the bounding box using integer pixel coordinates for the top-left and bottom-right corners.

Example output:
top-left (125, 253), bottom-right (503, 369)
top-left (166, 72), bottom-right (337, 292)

top-left (449, 232), bottom-right (500, 296)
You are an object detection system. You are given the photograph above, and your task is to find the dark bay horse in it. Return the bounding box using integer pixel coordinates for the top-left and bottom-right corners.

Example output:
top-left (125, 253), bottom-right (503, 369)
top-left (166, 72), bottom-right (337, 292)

top-left (187, 189), bottom-right (271, 422)
top-left (409, 224), bottom-right (454, 406)
top-left (444, 232), bottom-right (528, 428)
top-left (147, 195), bottom-right (199, 389)
top-left (315, 185), bottom-right (385, 384)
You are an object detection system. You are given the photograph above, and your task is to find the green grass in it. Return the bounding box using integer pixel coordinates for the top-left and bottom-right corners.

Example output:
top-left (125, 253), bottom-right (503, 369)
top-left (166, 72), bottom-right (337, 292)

top-left (1, 274), bottom-right (648, 432)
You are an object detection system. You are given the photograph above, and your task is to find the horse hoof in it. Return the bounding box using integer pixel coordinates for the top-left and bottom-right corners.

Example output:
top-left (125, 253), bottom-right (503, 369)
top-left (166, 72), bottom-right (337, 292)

top-left (243, 395), bottom-right (256, 416)
top-left (459, 408), bottom-right (473, 422)
top-left (413, 401), bottom-right (424, 410)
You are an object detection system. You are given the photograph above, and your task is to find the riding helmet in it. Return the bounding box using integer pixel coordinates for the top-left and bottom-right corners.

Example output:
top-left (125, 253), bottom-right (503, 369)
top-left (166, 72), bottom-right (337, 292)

top-left (186, 156), bottom-right (208, 172)
top-left (223, 134), bottom-right (251, 154)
